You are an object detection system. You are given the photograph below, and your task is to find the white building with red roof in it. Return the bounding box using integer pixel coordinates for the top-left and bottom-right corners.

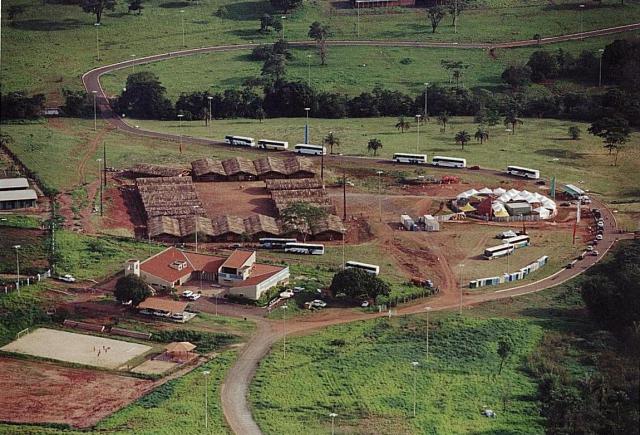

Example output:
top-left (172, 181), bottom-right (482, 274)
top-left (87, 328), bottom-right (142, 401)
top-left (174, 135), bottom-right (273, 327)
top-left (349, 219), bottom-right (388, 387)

top-left (125, 247), bottom-right (289, 300)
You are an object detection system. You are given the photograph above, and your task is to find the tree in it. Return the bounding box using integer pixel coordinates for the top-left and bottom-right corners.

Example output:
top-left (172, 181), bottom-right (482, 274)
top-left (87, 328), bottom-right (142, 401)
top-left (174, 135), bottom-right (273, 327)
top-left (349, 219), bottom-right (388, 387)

top-left (329, 268), bottom-right (390, 300)
top-left (261, 54), bottom-right (287, 80)
top-left (474, 128), bottom-right (489, 144)
top-left (260, 13), bottom-right (273, 32)
top-left (62, 89), bottom-right (94, 118)
top-left (81, 0), bottom-right (117, 25)
top-left (588, 117), bottom-right (631, 165)
top-left (497, 337), bottom-right (513, 375)
top-left (503, 112), bottom-right (523, 134)
top-left (438, 111), bottom-right (450, 132)
top-left (270, 0), bottom-right (302, 13)
top-left (533, 33), bottom-right (542, 46)
top-left (527, 50), bottom-right (559, 82)
top-left (447, 0), bottom-right (466, 29)
top-left (395, 116), bottom-right (411, 133)
top-left (308, 21), bottom-right (330, 66)
top-left (115, 72), bottom-right (174, 119)
top-left (114, 275), bottom-right (151, 306)
top-left (367, 138), bottom-right (383, 156)
top-left (486, 109), bottom-right (501, 126)
top-left (501, 65), bottom-right (532, 89)
top-left (455, 130), bottom-right (471, 150)
top-left (127, 0), bottom-right (143, 15)
top-left (256, 107), bottom-right (266, 123)
top-left (568, 126), bottom-right (581, 140)
top-left (280, 202), bottom-right (327, 241)
top-left (324, 132), bottom-right (340, 154)
top-left (427, 6), bottom-right (446, 34)
top-left (8, 5), bottom-right (25, 24)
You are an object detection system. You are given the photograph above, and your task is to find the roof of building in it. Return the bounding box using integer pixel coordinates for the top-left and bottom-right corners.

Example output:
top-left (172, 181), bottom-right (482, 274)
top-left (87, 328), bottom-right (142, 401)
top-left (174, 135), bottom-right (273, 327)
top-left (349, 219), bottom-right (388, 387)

top-left (138, 297), bottom-right (189, 313)
top-left (265, 178), bottom-right (323, 191)
top-left (140, 247), bottom-right (194, 283)
top-left (311, 214), bottom-right (346, 235)
top-left (244, 214), bottom-right (280, 236)
top-left (228, 263), bottom-right (287, 287)
top-left (222, 157), bottom-right (257, 176)
top-left (183, 251), bottom-right (225, 273)
top-left (191, 158), bottom-right (226, 177)
top-left (130, 163), bottom-right (189, 178)
top-left (564, 184), bottom-right (586, 196)
top-left (0, 189), bottom-right (38, 202)
top-left (221, 250), bottom-right (254, 270)
top-left (283, 156), bottom-right (316, 175)
top-left (0, 178), bottom-right (29, 190)
top-left (253, 157), bottom-right (287, 176)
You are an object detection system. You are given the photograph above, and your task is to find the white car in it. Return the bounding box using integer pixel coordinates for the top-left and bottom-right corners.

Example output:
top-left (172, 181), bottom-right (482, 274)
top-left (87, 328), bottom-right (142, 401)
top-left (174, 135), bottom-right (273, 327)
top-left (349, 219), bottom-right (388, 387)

top-left (188, 293), bottom-right (201, 301)
top-left (361, 301), bottom-right (370, 308)
top-left (58, 274), bottom-right (76, 283)
top-left (171, 313), bottom-right (184, 320)
top-left (279, 290), bottom-right (294, 299)
top-left (591, 250), bottom-right (599, 256)
top-left (587, 245), bottom-right (594, 251)
top-left (293, 286), bottom-right (305, 293)
top-left (595, 234), bottom-right (603, 240)
top-left (182, 290), bottom-right (194, 298)
top-left (311, 299), bottom-right (327, 308)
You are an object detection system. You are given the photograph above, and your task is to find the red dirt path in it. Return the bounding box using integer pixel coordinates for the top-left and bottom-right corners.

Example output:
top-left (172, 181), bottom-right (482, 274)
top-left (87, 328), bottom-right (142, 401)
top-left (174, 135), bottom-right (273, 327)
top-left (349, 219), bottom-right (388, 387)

top-left (0, 356), bottom-right (154, 428)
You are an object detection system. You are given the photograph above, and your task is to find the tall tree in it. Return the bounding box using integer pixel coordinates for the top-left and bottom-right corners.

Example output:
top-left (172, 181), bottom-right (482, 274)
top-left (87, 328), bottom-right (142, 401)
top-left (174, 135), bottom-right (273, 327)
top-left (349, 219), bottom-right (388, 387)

top-left (474, 128), bottom-right (489, 144)
top-left (447, 0), bottom-right (466, 28)
top-left (455, 130), bottom-right (471, 150)
top-left (261, 54), bottom-right (287, 80)
top-left (568, 126), bottom-right (581, 140)
top-left (324, 132), bottom-right (340, 154)
top-left (427, 6), bottom-right (446, 34)
top-left (329, 268), bottom-right (390, 300)
top-left (367, 138), bottom-right (383, 156)
top-left (503, 112), bottom-right (523, 134)
top-left (308, 21), bottom-right (330, 66)
top-left (497, 338), bottom-right (513, 375)
top-left (588, 117), bottom-right (630, 165)
top-left (81, 0), bottom-right (117, 25)
top-left (395, 116), bottom-right (411, 133)
top-left (116, 72), bottom-right (174, 119)
top-left (270, 0), bottom-right (302, 13)
top-left (127, 0), bottom-right (143, 15)
top-left (114, 275), bottom-right (151, 306)
top-left (501, 65), bottom-right (532, 89)
top-left (438, 111), bottom-right (450, 132)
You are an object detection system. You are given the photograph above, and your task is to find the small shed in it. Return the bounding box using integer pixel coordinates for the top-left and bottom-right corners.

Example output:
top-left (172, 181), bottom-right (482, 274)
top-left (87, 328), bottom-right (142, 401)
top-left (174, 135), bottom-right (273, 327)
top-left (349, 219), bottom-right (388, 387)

top-left (283, 156), bottom-right (317, 179)
top-left (211, 215), bottom-right (246, 242)
top-left (422, 215), bottom-right (440, 232)
top-left (222, 157), bottom-right (257, 181)
top-left (191, 158), bottom-right (227, 181)
top-left (244, 214), bottom-right (281, 239)
top-left (253, 157), bottom-right (287, 180)
top-left (505, 201), bottom-right (532, 216)
top-left (311, 214), bottom-right (345, 241)
top-left (129, 164), bottom-right (190, 178)
top-left (166, 341), bottom-right (196, 355)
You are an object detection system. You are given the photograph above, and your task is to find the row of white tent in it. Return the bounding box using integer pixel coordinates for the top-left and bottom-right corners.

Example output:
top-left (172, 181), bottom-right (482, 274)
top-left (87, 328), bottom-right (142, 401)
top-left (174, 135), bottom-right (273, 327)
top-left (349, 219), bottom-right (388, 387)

top-left (457, 187), bottom-right (556, 219)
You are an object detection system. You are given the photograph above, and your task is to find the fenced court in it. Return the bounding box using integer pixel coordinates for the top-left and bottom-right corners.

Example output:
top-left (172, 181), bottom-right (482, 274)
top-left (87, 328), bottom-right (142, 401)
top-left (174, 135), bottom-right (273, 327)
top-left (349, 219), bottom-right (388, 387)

top-left (0, 328), bottom-right (152, 370)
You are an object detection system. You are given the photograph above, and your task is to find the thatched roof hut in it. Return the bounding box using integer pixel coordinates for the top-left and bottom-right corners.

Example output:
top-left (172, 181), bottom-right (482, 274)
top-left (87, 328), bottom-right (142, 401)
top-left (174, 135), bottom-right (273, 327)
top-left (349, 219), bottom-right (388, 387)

top-left (222, 157), bottom-right (257, 181)
top-left (191, 158), bottom-right (226, 181)
top-left (253, 157), bottom-right (288, 180)
top-left (211, 215), bottom-right (246, 241)
top-left (243, 214), bottom-right (281, 237)
top-left (265, 178), bottom-right (323, 191)
top-left (129, 163), bottom-right (190, 178)
top-left (148, 216), bottom-right (182, 238)
top-left (283, 156), bottom-right (316, 178)
top-left (311, 214), bottom-right (346, 241)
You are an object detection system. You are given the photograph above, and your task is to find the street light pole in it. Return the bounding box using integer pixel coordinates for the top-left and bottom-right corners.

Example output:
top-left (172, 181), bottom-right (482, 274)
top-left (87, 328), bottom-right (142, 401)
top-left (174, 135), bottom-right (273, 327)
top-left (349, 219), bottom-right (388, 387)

top-left (377, 170), bottom-right (383, 222)
top-left (411, 361), bottom-right (419, 417)
top-left (95, 23), bottom-right (100, 61)
top-left (424, 82), bottom-right (429, 120)
top-left (598, 48), bottom-right (604, 87)
top-left (357, 1), bottom-right (360, 38)
top-left (131, 54), bottom-right (136, 74)
top-left (13, 245), bottom-right (21, 294)
top-left (459, 264), bottom-right (464, 315)
top-left (281, 16), bottom-right (286, 39)
top-left (97, 158), bottom-right (103, 216)
top-left (193, 205), bottom-right (200, 253)
top-left (425, 306), bottom-right (431, 363)
top-left (329, 412), bottom-right (338, 435)
top-left (180, 10), bottom-right (186, 47)
top-left (304, 107), bottom-right (310, 144)
top-left (415, 114), bottom-right (422, 153)
top-left (178, 114), bottom-right (184, 153)
top-left (579, 4), bottom-right (585, 40)
top-left (92, 90), bottom-right (98, 132)
top-left (307, 54), bottom-right (312, 88)
top-left (282, 304), bottom-right (288, 360)
top-left (203, 370), bottom-right (210, 432)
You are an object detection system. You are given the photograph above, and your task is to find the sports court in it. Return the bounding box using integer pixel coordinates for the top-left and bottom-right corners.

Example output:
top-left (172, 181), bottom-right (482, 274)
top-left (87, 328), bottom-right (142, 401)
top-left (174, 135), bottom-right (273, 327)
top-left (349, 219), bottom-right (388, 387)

top-left (1, 328), bottom-right (152, 370)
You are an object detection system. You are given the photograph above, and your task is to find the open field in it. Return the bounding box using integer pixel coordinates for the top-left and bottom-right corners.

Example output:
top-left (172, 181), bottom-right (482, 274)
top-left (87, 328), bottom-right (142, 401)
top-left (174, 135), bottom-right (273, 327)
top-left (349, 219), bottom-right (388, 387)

top-left (3, 0), bottom-right (640, 97)
top-left (0, 227), bottom-right (48, 276)
top-left (101, 33), bottom-right (640, 99)
top-left (0, 356), bottom-right (154, 428)
top-left (1, 328), bottom-right (152, 369)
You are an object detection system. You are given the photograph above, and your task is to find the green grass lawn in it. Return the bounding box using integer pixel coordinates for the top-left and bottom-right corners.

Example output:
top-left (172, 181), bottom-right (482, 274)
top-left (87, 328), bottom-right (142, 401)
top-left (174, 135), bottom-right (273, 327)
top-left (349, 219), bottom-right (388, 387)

top-left (0, 350), bottom-right (237, 435)
top-left (101, 33), bottom-right (639, 99)
top-left (3, 0), bottom-right (640, 97)
top-left (251, 314), bottom-right (545, 434)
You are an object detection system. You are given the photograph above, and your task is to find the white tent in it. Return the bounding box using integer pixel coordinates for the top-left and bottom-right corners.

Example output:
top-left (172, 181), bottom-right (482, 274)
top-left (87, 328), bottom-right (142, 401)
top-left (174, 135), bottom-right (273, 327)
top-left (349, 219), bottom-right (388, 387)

top-left (493, 187), bottom-right (506, 195)
top-left (534, 207), bottom-right (551, 219)
top-left (478, 187), bottom-right (493, 195)
top-left (507, 188), bottom-right (520, 196)
top-left (542, 199), bottom-right (556, 210)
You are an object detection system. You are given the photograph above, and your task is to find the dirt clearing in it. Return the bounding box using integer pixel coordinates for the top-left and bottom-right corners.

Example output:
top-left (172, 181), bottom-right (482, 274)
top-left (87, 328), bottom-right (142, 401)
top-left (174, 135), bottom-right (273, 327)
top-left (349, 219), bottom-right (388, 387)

top-left (0, 356), bottom-right (153, 428)
top-left (194, 180), bottom-right (276, 218)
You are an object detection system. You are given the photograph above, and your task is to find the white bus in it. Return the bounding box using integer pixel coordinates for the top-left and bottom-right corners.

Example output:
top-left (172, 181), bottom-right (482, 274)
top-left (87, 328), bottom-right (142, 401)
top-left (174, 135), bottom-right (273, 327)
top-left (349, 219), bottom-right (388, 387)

top-left (284, 242), bottom-right (325, 255)
top-left (294, 144), bottom-right (326, 155)
top-left (224, 135), bottom-right (256, 147)
top-left (257, 139), bottom-right (289, 150)
top-left (505, 235), bottom-right (530, 248)
top-left (506, 165), bottom-right (540, 179)
top-left (483, 243), bottom-right (515, 259)
top-left (432, 156), bottom-right (467, 168)
top-left (345, 260), bottom-right (380, 276)
top-left (393, 153), bottom-right (428, 164)
top-left (259, 238), bottom-right (297, 249)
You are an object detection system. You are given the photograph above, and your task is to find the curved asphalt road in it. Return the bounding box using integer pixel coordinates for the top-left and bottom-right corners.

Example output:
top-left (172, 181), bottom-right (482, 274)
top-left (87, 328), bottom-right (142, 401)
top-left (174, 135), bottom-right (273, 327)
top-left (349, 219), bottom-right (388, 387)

top-left (82, 24), bottom-right (638, 435)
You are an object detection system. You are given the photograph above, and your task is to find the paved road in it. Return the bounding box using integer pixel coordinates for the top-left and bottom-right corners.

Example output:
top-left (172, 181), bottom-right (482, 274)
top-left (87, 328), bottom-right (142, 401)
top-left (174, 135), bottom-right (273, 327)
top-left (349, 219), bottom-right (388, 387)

top-left (81, 24), bottom-right (639, 435)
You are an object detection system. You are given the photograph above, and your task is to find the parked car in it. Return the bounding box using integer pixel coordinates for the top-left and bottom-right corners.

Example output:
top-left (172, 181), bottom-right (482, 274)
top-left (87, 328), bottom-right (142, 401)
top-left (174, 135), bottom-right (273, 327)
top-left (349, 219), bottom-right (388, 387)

top-left (292, 286), bottom-right (305, 293)
top-left (182, 290), bottom-right (194, 298)
top-left (153, 311), bottom-right (171, 317)
top-left (188, 293), bottom-right (201, 301)
top-left (139, 309), bottom-right (153, 315)
top-left (596, 234), bottom-right (603, 240)
top-left (587, 245), bottom-right (594, 251)
top-left (361, 301), bottom-right (370, 308)
top-left (57, 274), bottom-right (76, 283)
top-left (311, 299), bottom-right (327, 308)
top-left (171, 313), bottom-right (184, 320)
top-left (591, 250), bottom-right (599, 256)
top-left (121, 299), bottom-right (132, 306)
top-left (279, 290), bottom-right (294, 299)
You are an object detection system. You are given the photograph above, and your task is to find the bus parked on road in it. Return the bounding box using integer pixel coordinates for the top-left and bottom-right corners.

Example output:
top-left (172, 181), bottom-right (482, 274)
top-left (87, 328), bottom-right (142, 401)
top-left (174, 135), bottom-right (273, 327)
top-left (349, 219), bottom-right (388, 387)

top-left (257, 139), bottom-right (288, 150)
top-left (393, 153), bottom-right (428, 164)
top-left (506, 165), bottom-right (540, 179)
top-left (284, 242), bottom-right (325, 255)
top-left (432, 156), bottom-right (467, 168)
top-left (504, 235), bottom-right (530, 249)
top-left (294, 144), bottom-right (326, 155)
top-left (345, 261), bottom-right (380, 276)
top-left (483, 243), bottom-right (515, 259)
top-left (225, 135), bottom-right (256, 147)
top-left (259, 238), bottom-right (297, 249)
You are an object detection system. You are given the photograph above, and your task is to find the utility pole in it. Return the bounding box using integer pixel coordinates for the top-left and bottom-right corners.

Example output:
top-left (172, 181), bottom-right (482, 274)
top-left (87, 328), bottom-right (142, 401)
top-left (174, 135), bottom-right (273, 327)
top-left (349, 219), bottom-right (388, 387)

top-left (377, 170), bottom-right (383, 222)
top-left (424, 83), bottom-right (429, 120)
top-left (13, 245), bottom-right (21, 294)
top-left (342, 171), bottom-right (347, 221)
top-left (426, 306), bottom-right (431, 363)
top-left (103, 142), bottom-right (107, 187)
top-left (97, 158), bottom-right (103, 216)
top-left (282, 304), bottom-right (288, 360)
top-left (92, 91), bottom-right (98, 131)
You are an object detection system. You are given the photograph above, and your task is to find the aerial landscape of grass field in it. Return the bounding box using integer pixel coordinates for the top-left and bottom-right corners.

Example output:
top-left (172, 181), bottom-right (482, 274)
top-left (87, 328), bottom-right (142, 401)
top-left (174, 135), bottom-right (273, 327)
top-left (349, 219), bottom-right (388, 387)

top-left (1, 0), bottom-right (639, 433)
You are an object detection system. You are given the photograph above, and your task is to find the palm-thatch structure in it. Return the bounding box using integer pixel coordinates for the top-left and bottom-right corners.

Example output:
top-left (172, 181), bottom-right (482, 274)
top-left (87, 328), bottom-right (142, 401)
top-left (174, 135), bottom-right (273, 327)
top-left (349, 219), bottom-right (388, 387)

top-left (137, 177), bottom-right (205, 219)
top-left (310, 214), bottom-right (346, 240)
top-left (265, 178), bottom-right (323, 191)
top-left (222, 157), bottom-right (257, 181)
top-left (244, 214), bottom-right (281, 238)
top-left (211, 215), bottom-right (246, 241)
top-left (282, 156), bottom-right (316, 178)
top-left (190, 158), bottom-right (226, 181)
top-left (129, 163), bottom-right (190, 178)
top-left (253, 157), bottom-right (288, 180)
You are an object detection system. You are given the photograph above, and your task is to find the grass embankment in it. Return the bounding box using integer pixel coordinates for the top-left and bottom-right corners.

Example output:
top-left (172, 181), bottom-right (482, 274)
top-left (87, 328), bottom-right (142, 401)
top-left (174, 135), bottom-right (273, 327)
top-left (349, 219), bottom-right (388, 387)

top-left (101, 33), bottom-right (639, 99)
top-left (3, 0), bottom-right (640, 96)
top-left (0, 350), bottom-right (237, 435)
top-left (251, 266), bottom-right (632, 434)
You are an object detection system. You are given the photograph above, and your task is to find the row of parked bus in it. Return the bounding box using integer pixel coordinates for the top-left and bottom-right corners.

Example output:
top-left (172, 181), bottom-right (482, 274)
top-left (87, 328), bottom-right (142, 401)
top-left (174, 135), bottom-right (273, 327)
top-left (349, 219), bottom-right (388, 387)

top-left (258, 238), bottom-right (380, 275)
top-left (391, 153), bottom-right (541, 179)
top-left (483, 235), bottom-right (531, 259)
top-left (224, 135), bottom-right (326, 155)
